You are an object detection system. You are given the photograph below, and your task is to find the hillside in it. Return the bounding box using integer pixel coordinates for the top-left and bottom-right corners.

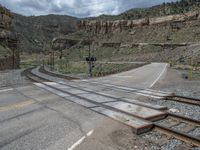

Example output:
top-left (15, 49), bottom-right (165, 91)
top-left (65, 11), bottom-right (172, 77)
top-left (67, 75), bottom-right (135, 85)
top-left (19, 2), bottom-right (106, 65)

top-left (2, 0), bottom-right (197, 70)
top-left (14, 14), bottom-right (78, 53)
top-left (119, 0), bottom-right (200, 20)
top-left (53, 0), bottom-right (200, 66)
top-left (13, 0), bottom-right (200, 53)
top-left (0, 5), bottom-right (19, 70)
top-left (96, 0), bottom-right (200, 20)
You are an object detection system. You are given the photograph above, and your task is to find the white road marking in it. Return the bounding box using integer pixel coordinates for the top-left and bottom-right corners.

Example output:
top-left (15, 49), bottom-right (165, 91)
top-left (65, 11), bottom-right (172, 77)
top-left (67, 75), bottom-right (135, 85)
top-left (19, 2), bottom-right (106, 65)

top-left (133, 92), bottom-right (163, 99)
top-left (86, 130), bottom-right (94, 136)
top-left (61, 81), bottom-right (164, 99)
top-left (112, 75), bottom-right (133, 78)
top-left (0, 88), bottom-right (13, 93)
top-left (68, 137), bottom-right (85, 150)
top-left (34, 82), bottom-right (70, 97)
top-left (150, 63), bottom-right (168, 88)
top-left (68, 130), bottom-right (94, 150)
top-left (92, 83), bottom-right (166, 98)
top-left (81, 80), bottom-right (171, 96)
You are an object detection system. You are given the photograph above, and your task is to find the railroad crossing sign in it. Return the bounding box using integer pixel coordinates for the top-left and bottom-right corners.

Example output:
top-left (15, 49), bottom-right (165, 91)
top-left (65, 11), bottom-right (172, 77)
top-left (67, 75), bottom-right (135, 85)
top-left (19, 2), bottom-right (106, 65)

top-left (86, 56), bottom-right (97, 77)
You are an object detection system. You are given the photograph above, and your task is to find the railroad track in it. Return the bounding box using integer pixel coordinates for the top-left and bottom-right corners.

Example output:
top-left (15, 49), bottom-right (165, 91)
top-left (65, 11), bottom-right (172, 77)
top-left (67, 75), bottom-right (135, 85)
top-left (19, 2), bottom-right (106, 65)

top-left (165, 95), bottom-right (200, 106)
top-left (39, 66), bottom-right (200, 107)
top-left (24, 68), bottom-right (200, 147)
top-left (23, 67), bottom-right (51, 83)
top-left (39, 66), bottom-right (174, 98)
top-left (39, 66), bottom-right (77, 80)
top-left (154, 113), bottom-right (200, 147)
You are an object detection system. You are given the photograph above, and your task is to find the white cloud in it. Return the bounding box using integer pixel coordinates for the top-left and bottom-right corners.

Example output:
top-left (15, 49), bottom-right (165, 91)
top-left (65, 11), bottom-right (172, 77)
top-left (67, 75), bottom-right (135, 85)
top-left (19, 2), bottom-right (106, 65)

top-left (0, 0), bottom-right (176, 17)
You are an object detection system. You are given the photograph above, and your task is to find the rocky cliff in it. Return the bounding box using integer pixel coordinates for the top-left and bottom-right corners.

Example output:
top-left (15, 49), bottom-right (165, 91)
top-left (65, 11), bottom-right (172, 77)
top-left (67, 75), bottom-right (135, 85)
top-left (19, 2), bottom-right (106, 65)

top-left (0, 7), bottom-right (13, 29)
top-left (0, 5), bottom-right (19, 70)
top-left (52, 37), bottom-right (79, 50)
top-left (78, 11), bottom-right (199, 34)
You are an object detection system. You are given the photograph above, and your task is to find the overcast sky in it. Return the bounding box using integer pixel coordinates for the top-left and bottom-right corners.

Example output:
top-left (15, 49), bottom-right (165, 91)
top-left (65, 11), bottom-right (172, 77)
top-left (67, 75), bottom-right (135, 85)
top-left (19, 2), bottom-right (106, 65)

top-left (0, 0), bottom-right (176, 18)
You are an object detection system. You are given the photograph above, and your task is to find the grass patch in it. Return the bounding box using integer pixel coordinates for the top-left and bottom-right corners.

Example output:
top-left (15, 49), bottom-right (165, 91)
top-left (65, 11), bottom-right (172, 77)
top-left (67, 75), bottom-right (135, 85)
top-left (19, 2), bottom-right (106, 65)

top-left (192, 71), bottom-right (200, 80)
top-left (92, 63), bottom-right (144, 77)
top-left (53, 60), bottom-right (145, 77)
top-left (20, 53), bottom-right (44, 69)
top-left (183, 71), bottom-right (200, 80)
top-left (56, 60), bottom-right (87, 74)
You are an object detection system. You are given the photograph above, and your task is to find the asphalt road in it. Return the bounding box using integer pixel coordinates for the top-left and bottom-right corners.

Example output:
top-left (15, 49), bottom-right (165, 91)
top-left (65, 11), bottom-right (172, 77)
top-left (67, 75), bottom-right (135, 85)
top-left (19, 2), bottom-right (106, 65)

top-left (0, 63), bottom-right (168, 150)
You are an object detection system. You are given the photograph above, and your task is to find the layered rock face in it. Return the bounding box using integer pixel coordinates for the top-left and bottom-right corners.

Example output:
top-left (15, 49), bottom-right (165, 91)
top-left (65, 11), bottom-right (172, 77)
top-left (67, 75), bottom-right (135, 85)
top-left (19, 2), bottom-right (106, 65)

top-left (0, 13), bottom-right (12, 29)
top-left (0, 6), bottom-right (13, 29)
top-left (0, 6), bottom-right (19, 70)
top-left (52, 38), bottom-right (79, 50)
top-left (52, 37), bottom-right (93, 50)
top-left (78, 11), bottom-right (199, 34)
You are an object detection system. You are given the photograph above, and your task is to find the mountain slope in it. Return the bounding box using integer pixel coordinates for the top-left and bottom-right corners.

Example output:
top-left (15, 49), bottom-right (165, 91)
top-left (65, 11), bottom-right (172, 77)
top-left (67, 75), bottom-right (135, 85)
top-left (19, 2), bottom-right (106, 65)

top-left (12, 0), bottom-right (200, 54)
top-left (96, 0), bottom-right (200, 20)
top-left (14, 14), bottom-right (78, 52)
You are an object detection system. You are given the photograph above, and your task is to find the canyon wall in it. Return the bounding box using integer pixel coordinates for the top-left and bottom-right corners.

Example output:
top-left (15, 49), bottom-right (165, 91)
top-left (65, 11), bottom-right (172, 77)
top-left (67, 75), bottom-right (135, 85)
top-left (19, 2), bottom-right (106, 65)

top-left (78, 11), bottom-right (199, 34)
top-left (0, 7), bottom-right (13, 29)
top-left (0, 6), bottom-right (19, 70)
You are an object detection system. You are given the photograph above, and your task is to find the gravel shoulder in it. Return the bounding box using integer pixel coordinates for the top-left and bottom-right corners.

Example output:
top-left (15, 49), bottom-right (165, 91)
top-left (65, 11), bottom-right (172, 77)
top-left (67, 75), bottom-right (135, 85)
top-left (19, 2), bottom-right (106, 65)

top-left (153, 68), bottom-right (200, 99)
top-left (140, 68), bottom-right (200, 120)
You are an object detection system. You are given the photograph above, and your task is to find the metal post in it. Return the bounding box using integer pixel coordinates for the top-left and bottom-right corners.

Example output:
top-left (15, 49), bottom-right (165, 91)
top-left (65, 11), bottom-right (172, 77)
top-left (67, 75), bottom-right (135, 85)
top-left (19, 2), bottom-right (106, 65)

top-left (189, 57), bottom-right (193, 80)
top-left (42, 52), bottom-right (45, 68)
top-left (88, 36), bottom-right (92, 77)
top-left (50, 40), bottom-right (55, 71)
top-left (12, 48), bottom-right (15, 69)
top-left (50, 52), bottom-right (53, 71)
top-left (53, 50), bottom-right (55, 70)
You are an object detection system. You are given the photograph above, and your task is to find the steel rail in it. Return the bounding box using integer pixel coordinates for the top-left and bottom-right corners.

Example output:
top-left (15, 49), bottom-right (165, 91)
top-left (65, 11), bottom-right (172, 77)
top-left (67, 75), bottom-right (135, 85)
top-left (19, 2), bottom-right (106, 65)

top-left (166, 95), bottom-right (200, 106)
top-left (38, 66), bottom-right (200, 109)
top-left (154, 113), bottom-right (200, 147)
top-left (24, 68), bottom-right (155, 123)
top-left (39, 66), bottom-right (173, 98)
top-left (27, 68), bottom-right (169, 112)
top-left (39, 66), bottom-right (200, 107)
top-left (37, 65), bottom-right (200, 107)
top-left (154, 123), bottom-right (200, 147)
top-left (168, 112), bottom-right (200, 125)
top-left (24, 68), bottom-right (200, 147)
